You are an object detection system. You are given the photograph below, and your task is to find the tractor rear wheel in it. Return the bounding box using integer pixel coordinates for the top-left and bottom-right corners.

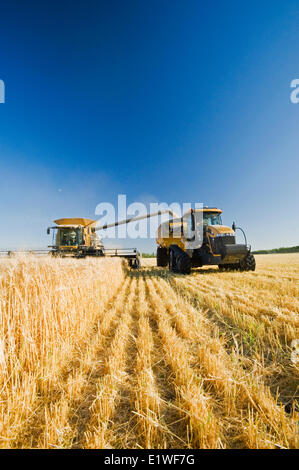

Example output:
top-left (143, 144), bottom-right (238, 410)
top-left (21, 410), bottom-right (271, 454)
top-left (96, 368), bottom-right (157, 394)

top-left (169, 248), bottom-right (177, 272)
top-left (169, 245), bottom-right (191, 274)
top-left (240, 252), bottom-right (256, 271)
top-left (157, 247), bottom-right (168, 267)
top-left (177, 252), bottom-right (191, 274)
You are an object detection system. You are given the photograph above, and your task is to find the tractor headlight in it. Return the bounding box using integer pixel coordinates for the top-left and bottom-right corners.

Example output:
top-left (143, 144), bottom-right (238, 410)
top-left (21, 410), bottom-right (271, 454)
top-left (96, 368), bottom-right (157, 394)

top-left (215, 233), bottom-right (234, 238)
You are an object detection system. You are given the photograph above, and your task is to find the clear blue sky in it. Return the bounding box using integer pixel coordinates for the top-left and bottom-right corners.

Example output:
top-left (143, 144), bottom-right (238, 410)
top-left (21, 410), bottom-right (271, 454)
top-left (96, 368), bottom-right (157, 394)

top-left (0, 0), bottom-right (298, 251)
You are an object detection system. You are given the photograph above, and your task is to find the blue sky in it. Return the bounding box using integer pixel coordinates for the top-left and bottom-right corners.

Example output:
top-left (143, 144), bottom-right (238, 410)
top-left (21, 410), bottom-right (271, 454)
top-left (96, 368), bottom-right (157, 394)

top-left (0, 0), bottom-right (298, 251)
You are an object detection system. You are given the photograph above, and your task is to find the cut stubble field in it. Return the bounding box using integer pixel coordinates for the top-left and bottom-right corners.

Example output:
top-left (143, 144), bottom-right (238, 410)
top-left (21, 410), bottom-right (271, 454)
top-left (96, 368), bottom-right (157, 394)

top-left (0, 253), bottom-right (298, 448)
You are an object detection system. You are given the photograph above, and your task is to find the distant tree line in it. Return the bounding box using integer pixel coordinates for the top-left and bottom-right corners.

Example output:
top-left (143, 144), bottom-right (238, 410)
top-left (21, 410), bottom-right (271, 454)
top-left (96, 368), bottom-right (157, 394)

top-left (252, 246), bottom-right (299, 254)
top-left (141, 252), bottom-right (156, 258)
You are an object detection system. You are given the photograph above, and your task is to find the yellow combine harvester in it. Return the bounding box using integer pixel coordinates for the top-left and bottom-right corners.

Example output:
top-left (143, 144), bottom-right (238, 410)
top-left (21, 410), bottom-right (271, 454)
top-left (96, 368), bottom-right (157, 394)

top-left (47, 217), bottom-right (141, 267)
top-left (46, 207), bottom-right (255, 275)
top-left (47, 218), bottom-right (102, 256)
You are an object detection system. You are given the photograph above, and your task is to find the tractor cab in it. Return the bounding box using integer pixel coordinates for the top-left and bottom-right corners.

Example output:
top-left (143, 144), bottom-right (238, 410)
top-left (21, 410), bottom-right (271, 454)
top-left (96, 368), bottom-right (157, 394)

top-left (202, 211), bottom-right (222, 226)
top-left (156, 207), bottom-right (233, 247)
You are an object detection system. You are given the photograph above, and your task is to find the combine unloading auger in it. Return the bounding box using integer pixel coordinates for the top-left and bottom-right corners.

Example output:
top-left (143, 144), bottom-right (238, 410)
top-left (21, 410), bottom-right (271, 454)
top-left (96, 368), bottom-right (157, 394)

top-left (46, 210), bottom-right (177, 268)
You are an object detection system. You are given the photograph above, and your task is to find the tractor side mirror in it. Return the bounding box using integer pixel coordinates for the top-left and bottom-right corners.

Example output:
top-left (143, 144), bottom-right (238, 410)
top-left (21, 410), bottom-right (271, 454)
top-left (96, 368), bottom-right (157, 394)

top-left (232, 222), bottom-right (236, 231)
top-left (47, 227), bottom-right (50, 235)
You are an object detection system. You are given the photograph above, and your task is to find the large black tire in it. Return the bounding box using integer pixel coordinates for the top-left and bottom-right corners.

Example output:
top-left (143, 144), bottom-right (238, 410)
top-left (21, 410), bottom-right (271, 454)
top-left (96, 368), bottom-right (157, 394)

top-left (169, 247), bottom-right (177, 273)
top-left (169, 245), bottom-right (191, 274)
top-left (177, 252), bottom-right (191, 274)
top-left (239, 253), bottom-right (256, 271)
top-left (157, 247), bottom-right (168, 267)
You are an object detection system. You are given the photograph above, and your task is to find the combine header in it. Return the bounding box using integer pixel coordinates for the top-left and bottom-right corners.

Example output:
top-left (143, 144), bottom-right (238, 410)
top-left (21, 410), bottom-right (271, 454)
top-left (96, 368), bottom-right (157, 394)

top-left (0, 249), bottom-right (49, 257)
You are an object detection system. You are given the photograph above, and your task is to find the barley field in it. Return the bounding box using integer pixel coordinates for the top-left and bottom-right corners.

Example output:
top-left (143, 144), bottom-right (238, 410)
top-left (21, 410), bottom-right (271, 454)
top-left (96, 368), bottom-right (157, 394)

top-left (0, 253), bottom-right (298, 449)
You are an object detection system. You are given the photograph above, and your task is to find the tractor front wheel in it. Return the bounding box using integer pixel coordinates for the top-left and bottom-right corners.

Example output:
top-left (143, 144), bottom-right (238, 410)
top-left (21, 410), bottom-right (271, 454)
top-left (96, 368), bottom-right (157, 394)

top-left (240, 253), bottom-right (256, 271)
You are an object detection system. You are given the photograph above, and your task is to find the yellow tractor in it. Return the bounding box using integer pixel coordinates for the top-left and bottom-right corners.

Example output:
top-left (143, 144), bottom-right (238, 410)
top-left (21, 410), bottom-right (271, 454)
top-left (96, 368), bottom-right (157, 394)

top-left (92, 205), bottom-right (255, 274)
top-left (155, 207), bottom-right (255, 274)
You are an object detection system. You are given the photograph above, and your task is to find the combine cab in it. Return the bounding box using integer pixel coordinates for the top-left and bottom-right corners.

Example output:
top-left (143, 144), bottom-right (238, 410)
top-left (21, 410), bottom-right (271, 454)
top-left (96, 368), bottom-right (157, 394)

top-left (47, 217), bottom-right (140, 267)
top-left (47, 218), bottom-right (104, 258)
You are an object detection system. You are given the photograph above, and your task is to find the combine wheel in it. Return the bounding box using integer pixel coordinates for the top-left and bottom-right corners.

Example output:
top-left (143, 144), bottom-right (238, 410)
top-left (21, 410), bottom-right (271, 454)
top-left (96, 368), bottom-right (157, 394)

top-left (129, 257), bottom-right (140, 269)
top-left (157, 247), bottom-right (168, 267)
top-left (240, 252), bottom-right (256, 271)
top-left (96, 249), bottom-right (104, 257)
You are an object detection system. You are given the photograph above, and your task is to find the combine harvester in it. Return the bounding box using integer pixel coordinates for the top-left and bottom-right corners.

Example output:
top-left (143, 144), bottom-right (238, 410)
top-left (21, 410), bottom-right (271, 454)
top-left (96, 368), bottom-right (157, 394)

top-left (46, 217), bottom-right (141, 268)
top-left (0, 207), bottom-right (255, 274)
